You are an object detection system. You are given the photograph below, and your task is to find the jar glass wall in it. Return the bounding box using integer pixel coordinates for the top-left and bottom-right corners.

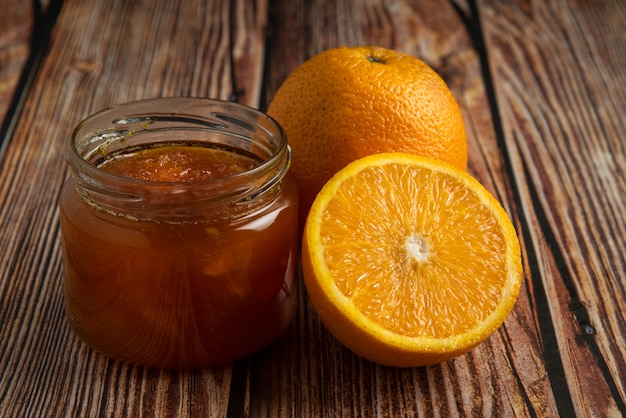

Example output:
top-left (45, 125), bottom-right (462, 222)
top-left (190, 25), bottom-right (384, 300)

top-left (59, 98), bottom-right (298, 368)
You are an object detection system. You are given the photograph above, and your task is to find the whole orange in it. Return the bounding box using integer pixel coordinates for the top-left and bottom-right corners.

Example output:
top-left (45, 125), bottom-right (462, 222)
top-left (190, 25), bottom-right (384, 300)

top-left (267, 46), bottom-right (467, 218)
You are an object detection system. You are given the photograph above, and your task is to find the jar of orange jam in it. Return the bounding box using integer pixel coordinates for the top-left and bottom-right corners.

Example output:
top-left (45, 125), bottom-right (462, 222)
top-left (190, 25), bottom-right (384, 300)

top-left (59, 98), bottom-right (298, 368)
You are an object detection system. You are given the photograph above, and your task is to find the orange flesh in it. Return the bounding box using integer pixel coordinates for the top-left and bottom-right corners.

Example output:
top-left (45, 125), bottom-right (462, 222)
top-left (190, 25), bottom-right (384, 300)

top-left (319, 164), bottom-right (507, 339)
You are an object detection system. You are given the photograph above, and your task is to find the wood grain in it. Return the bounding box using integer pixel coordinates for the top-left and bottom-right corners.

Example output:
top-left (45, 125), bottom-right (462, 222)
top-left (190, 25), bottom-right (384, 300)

top-left (0, 0), bottom-right (33, 125)
top-left (480, 0), bottom-right (626, 415)
top-left (0, 0), bottom-right (624, 416)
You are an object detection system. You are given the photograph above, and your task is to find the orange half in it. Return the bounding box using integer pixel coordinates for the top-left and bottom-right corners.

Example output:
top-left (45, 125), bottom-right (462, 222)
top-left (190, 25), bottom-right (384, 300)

top-left (302, 153), bottom-right (522, 367)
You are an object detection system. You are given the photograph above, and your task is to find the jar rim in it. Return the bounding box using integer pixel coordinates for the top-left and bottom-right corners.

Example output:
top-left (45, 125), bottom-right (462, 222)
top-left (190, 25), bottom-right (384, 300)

top-left (68, 97), bottom-right (288, 187)
top-left (66, 97), bottom-right (291, 219)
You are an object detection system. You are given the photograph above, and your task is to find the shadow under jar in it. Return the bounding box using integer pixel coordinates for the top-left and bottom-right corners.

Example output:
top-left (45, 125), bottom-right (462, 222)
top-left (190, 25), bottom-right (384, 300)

top-left (59, 98), bottom-right (299, 368)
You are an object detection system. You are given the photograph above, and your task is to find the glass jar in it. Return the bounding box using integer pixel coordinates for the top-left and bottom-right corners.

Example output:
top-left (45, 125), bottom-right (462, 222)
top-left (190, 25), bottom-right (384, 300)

top-left (59, 98), bottom-right (298, 368)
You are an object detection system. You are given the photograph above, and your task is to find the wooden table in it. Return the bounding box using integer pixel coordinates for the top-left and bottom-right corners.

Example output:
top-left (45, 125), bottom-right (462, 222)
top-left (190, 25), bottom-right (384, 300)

top-left (1, 0), bottom-right (624, 416)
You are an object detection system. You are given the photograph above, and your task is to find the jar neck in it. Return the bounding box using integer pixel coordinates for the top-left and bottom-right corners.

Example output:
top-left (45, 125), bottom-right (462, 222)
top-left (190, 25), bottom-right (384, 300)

top-left (67, 98), bottom-right (290, 223)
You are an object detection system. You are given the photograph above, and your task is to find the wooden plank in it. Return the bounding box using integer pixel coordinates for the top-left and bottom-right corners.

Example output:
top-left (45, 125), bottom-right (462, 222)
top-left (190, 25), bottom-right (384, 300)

top-left (479, 0), bottom-right (626, 416)
top-left (251, 0), bottom-right (558, 416)
top-left (0, 0), bottom-right (33, 124)
top-left (1, 0), bottom-right (623, 416)
top-left (0, 0), bottom-right (269, 416)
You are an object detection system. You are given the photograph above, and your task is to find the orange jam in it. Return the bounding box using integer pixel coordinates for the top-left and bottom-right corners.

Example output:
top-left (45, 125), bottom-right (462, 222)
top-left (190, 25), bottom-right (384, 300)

top-left (98, 145), bottom-right (259, 182)
top-left (59, 98), bottom-right (298, 368)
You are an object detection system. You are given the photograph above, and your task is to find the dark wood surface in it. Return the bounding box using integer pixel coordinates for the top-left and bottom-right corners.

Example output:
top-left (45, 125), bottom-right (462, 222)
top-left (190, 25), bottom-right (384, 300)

top-left (0, 0), bottom-right (624, 416)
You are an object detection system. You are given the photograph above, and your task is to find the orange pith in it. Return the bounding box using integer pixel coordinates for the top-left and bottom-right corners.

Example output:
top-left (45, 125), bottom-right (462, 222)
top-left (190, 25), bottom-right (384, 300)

top-left (302, 153), bottom-right (522, 367)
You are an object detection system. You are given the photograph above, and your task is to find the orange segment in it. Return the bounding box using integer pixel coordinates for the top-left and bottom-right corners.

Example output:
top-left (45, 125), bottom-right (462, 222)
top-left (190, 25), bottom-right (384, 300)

top-left (302, 153), bottom-right (522, 367)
